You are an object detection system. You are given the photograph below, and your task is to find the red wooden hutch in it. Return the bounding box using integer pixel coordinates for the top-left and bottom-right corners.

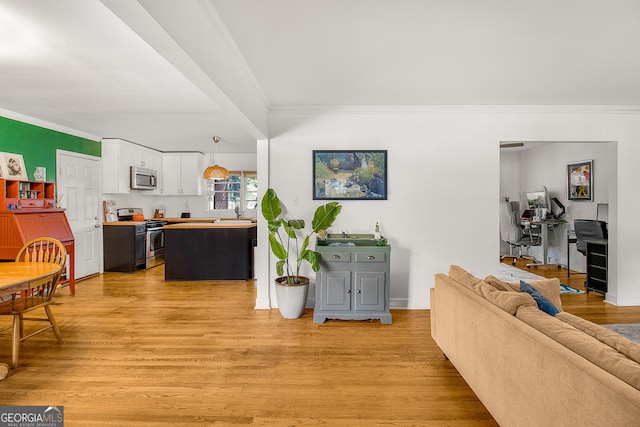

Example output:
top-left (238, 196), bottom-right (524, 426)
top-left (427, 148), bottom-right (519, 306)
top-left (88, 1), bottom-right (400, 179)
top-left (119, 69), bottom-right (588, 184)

top-left (0, 178), bottom-right (75, 295)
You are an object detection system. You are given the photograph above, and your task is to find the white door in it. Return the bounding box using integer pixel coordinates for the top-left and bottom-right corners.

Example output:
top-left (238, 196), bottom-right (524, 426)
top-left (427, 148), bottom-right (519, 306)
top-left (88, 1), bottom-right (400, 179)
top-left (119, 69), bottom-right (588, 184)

top-left (57, 150), bottom-right (101, 279)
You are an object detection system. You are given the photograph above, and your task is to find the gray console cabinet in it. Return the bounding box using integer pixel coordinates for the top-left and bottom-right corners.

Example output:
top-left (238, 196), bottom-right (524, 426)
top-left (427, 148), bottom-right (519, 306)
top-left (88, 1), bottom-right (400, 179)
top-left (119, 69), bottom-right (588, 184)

top-left (314, 245), bottom-right (391, 324)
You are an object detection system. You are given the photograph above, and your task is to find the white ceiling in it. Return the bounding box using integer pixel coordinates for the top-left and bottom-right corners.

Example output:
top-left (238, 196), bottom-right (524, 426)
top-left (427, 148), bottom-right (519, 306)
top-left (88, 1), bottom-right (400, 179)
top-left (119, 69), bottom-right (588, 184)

top-left (1, 0), bottom-right (639, 154)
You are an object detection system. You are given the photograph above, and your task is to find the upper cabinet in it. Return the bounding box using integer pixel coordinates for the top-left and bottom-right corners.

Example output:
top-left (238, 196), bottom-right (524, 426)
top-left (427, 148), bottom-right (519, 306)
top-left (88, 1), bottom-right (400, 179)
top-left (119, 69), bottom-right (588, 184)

top-left (102, 138), bottom-right (162, 194)
top-left (161, 153), bottom-right (204, 196)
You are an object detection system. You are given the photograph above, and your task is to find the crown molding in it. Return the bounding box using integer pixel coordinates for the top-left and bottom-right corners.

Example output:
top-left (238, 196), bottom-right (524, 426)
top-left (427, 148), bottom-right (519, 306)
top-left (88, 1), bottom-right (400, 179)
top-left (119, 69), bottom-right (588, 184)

top-left (0, 109), bottom-right (101, 141)
top-left (269, 104), bottom-right (640, 115)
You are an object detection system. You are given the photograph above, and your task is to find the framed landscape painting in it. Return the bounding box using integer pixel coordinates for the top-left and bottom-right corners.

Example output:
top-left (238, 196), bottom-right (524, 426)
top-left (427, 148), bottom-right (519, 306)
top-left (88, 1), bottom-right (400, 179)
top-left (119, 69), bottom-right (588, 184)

top-left (567, 160), bottom-right (593, 201)
top-left (313, 150), bottom-right (387, 200)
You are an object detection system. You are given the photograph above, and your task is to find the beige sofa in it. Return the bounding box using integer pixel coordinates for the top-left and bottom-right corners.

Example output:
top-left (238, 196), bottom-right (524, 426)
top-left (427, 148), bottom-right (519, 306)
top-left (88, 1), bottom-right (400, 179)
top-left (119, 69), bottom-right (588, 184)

top-left (430, 265), bottom-right (640, 427)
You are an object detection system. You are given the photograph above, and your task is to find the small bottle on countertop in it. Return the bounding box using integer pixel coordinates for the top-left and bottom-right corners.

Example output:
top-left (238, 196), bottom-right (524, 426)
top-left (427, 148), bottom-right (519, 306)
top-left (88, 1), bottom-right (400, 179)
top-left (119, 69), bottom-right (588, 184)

top-left (374, 222), bottom-right (381, 240)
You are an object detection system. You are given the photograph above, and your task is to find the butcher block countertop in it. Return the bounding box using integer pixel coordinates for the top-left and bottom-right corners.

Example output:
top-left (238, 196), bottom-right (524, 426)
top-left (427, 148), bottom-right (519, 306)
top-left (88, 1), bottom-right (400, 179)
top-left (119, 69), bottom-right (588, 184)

top-left (164, 221), bottom-right (256, 229)
top-left (103, 221), bottom-right (145, 226)
top-left (164, 217), bottom-right (257, 224)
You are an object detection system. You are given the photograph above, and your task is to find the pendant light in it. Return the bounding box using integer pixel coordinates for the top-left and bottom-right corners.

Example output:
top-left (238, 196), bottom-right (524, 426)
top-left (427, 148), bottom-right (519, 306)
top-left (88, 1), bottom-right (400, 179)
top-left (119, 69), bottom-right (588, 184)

top-left (203, 136), bottom-right (230, 180)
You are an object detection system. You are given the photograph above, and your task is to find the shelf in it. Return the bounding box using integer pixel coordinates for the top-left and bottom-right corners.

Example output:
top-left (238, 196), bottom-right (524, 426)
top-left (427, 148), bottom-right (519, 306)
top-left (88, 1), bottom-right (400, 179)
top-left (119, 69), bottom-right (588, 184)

top-left (0, 178), bottom-right (55, 209)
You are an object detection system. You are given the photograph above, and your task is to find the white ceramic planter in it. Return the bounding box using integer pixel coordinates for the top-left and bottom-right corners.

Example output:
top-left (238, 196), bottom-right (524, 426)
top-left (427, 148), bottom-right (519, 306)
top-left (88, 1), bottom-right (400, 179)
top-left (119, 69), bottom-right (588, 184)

top-left (275, 276), bottom-right (309, 319)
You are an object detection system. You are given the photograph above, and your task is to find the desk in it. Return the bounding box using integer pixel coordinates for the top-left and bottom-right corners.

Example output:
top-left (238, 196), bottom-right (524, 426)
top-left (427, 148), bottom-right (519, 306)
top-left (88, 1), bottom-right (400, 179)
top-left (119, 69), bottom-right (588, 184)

top-left (526, 219), bottom-right (568, 268)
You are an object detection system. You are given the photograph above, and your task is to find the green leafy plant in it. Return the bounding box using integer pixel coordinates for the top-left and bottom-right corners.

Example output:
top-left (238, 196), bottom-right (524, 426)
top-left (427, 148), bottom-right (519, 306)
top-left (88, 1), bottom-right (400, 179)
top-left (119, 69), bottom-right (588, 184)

top-left (261, 188), bottom-right (342, 284)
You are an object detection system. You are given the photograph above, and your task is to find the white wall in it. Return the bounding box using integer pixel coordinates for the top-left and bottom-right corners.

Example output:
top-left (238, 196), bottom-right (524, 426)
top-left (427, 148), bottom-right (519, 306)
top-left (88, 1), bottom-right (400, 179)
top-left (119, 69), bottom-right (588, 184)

top-left (261, 108), bottom-right (640, 308)
top-left (499, 150), bottom-right (521, 255)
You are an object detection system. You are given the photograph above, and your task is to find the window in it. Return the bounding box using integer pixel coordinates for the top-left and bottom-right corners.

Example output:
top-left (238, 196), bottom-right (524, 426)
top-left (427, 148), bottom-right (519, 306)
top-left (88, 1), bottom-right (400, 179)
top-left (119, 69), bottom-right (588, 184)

top-left (205, 171), bottom-right (257, 212)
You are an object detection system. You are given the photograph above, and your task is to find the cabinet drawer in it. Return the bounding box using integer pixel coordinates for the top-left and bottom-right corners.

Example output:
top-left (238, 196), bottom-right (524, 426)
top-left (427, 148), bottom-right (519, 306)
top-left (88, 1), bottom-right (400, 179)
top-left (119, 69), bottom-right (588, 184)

top-left (588, 266), bottom-right (607, 282)
top-left (320, 252), bottom-right (352, 263)
top-left (355, 252), bottom-right (386, 263)
top-left (19, 199), bottom-right (45, 208)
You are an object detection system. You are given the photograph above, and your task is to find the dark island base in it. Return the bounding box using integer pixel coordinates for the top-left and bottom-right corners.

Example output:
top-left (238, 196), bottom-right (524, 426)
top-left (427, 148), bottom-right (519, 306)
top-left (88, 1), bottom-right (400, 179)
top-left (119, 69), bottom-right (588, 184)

top-left (164, 226), bottom-right (257, 281)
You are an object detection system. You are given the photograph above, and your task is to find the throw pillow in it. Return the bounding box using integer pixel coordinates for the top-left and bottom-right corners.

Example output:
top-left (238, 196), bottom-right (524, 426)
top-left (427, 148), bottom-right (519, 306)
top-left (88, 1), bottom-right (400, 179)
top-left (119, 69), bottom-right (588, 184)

top-left (483, 289), bottom-right (536, 315)
top-left (528, 278), bottom-right (563, 311)
top-left (484, 275), bottom-right (516, 292)
top-left (485, 276), bottom-right (562, 310)
top-left (520, 280), bottom-right (560, 316)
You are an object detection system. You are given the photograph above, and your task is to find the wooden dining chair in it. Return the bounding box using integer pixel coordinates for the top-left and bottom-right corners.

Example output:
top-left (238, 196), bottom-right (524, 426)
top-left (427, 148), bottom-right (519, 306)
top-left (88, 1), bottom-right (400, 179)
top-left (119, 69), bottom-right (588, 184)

top-left (0, 237), bottom-right (66, 367)
top-left (15, 237), bottom-right (67, 268)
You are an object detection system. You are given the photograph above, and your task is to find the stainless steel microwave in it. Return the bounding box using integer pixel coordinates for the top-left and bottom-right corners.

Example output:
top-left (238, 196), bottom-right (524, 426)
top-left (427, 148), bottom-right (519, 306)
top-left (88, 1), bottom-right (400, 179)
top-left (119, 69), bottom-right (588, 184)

top-left (130, 166), bottom-right (158, 190)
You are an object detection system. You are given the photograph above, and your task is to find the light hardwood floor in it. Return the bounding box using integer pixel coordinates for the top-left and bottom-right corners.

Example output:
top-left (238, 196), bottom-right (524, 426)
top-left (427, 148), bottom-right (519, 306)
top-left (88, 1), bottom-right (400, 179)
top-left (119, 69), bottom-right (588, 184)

top-left (0, 263), bottom-right (638, 426)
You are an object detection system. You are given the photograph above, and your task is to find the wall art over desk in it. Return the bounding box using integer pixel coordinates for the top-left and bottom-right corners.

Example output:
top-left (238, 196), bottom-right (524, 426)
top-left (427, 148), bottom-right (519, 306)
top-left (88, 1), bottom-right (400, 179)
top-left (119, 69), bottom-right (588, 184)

top-left (313, 150), bottom-right (387, 200)
top-left (567, 160), bottom-right (593, 201)
top-left (0, 152), bottom-right (27, 180)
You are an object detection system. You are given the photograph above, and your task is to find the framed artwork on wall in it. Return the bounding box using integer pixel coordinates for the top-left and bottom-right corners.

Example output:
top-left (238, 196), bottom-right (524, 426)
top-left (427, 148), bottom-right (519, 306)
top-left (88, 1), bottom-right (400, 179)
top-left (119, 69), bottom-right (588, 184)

top-left (0, 152), bottom-right (27, 180)
top-left (313, 150), bottom-right (387, 200)
top-left (567, 160), bottom-right (593, 201)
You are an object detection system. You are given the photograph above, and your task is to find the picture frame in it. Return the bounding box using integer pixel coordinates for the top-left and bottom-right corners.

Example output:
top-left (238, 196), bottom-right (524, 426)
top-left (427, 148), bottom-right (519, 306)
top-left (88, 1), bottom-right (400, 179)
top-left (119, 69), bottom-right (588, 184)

top-left (313, 150), bottom-right (387, 200)
top-left (0, 152), bottom-right (27, 180)
top-left (567, 160), bottom-right (593, 201)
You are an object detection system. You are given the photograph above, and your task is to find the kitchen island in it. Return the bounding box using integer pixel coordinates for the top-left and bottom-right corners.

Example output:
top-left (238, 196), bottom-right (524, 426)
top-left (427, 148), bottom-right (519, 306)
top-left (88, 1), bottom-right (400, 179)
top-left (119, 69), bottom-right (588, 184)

top-left (164, 222), bottom-right (257, 281)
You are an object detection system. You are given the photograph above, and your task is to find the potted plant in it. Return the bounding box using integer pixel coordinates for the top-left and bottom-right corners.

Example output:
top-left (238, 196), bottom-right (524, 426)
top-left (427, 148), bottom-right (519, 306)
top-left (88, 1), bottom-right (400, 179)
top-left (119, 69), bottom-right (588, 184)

top-left (261, 188), bottom-right (342, 319)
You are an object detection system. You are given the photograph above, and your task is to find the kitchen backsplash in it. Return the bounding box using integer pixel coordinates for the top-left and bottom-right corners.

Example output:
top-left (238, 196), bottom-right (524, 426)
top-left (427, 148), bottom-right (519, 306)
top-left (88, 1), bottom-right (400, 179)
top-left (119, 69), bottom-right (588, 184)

top-left (104, 193), bottom-right (257, 220)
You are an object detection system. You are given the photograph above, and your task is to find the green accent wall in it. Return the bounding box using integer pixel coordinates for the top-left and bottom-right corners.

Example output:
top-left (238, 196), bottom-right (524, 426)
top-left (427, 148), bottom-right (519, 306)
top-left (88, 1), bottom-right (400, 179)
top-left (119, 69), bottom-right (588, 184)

top-left (0, 116), bottom-right (101, 182)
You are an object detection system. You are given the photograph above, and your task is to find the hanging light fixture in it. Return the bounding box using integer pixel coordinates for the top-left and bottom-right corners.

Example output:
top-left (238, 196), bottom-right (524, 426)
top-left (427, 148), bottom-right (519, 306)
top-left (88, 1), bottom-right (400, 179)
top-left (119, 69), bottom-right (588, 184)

top-left (203, 136), bottom-right (230, 180)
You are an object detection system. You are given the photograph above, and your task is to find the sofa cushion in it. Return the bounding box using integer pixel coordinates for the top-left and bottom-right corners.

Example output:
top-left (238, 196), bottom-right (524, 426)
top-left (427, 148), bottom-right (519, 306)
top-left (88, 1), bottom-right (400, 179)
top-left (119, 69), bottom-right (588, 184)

top-left (516, 305), bottom-right (640, 391)
top-left (483, 275), bottom-right (515, 291)
top-left (449, 265), bottom-right (484, 287)
top-left (485, 275), bottom-right (563, 311)
top-left (520, 280), bottom-right (560, 316)
top-left (556, 311), bottom-right (640, 364)
top-left (477, 285), bottom-right (536, 315)
top-left (449, 266), bottom-right (535, 315)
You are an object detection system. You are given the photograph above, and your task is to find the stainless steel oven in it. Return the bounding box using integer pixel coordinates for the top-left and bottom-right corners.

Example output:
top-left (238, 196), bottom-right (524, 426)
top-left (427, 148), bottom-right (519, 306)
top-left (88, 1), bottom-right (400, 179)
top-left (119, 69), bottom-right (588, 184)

top-left (116, 208), bottom-right (166, 269)
top-left (145, 220), bottom-right (166, 269)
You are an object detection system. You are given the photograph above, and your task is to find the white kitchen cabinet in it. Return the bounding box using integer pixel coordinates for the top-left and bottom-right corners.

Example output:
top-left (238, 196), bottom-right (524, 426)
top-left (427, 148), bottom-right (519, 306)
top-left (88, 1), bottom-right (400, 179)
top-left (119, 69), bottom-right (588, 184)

top-left (161, 152), bottom-right (204, 195)
top-left (102, 138), bottom-right (162, 194)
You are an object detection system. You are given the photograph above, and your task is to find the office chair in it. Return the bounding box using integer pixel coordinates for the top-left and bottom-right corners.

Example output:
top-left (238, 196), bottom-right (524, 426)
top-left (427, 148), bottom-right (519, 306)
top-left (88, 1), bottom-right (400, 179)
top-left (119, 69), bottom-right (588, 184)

top-left (574, 219), bottom-right (608, 255)
top-left (500, 201), bottom-right (541, 265)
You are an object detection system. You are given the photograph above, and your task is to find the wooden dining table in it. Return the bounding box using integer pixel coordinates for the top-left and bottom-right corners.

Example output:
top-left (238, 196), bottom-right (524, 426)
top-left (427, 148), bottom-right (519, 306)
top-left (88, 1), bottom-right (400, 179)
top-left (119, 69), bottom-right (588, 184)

top-left (0, 262), bottom-right (62, 298)
top-left (0, 262), bottom-right (62, 373)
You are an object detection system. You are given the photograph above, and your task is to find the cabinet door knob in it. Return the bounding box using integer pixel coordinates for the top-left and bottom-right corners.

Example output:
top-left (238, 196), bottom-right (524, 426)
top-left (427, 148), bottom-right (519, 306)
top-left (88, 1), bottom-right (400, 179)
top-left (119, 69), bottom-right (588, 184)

top-left (356, 289), bottom-right (362, 293)
top-left (346, 289), bottom-right (351, 293)
top-left (367, 256), bottom-right (375, 260)
top-left (332, 255), bottom-right (341, 259)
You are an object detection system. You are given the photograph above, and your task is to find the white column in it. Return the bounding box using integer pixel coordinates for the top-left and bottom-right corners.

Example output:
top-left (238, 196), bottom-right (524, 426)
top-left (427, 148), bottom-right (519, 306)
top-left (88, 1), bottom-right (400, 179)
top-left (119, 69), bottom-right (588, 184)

top-left (254, 138), bottom-right (272, 309)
